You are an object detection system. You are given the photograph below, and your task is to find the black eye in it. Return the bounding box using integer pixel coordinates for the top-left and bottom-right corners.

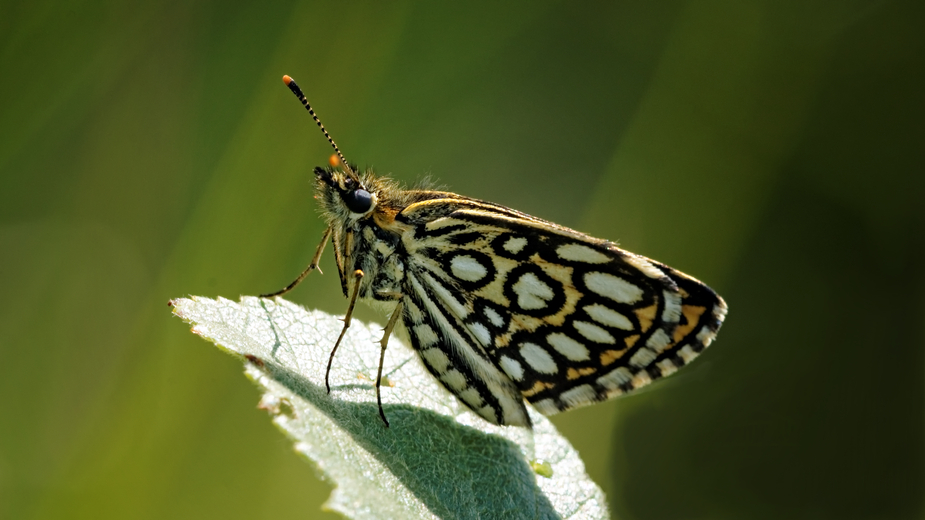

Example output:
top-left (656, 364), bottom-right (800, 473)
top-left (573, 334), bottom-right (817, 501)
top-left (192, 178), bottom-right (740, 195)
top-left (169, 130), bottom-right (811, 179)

top-left (342, 189), bottom-right (373, 214)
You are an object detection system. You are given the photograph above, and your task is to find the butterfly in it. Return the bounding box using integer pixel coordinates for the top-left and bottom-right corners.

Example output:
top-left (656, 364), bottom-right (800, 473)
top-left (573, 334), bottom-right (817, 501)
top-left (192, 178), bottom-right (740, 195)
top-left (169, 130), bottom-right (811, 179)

top-left (262, 75), bottom-right (727, 428)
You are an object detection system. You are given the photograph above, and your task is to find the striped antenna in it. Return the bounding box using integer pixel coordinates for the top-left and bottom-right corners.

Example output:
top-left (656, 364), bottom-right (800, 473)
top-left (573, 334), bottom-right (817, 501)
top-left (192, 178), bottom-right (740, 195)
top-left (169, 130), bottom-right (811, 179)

top-left (282, 75), bottom-right (355, 178)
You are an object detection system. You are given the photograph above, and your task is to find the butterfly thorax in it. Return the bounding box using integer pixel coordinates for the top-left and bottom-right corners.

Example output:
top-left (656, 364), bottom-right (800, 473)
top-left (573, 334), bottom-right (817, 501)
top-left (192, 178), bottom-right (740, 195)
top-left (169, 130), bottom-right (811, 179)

top-left (314, 166), bottom-right (449, 302)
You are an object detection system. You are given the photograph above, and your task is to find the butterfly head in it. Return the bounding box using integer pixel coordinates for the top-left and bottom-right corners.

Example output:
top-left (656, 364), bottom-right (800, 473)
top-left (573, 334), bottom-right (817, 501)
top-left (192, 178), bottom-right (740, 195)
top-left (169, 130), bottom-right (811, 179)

top-left (313, 165), bottom-right (380, 221)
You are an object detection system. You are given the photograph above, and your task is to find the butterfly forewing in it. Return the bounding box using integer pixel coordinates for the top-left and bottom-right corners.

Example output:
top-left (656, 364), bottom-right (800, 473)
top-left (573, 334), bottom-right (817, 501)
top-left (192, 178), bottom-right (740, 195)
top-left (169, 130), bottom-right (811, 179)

top-left (395, 196), bottom-right (727, 422)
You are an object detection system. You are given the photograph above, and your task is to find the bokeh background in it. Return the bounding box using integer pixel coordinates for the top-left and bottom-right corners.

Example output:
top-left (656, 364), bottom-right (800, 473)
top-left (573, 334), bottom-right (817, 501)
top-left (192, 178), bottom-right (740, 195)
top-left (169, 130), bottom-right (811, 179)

top-left (1, 1), bottom-right (922, 519)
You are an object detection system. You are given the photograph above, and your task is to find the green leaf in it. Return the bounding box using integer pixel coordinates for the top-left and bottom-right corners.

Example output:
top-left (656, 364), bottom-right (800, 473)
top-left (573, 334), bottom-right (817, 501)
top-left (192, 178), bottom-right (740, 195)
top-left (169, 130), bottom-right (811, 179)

top-left (171, 296), bottom-right (609, 520)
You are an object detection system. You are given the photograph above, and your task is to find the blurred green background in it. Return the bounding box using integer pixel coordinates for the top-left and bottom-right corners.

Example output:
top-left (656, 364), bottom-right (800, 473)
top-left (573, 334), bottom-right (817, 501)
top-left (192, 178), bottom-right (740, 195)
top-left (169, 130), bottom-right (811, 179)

top-left (1, 1), bottom-right (922, 519)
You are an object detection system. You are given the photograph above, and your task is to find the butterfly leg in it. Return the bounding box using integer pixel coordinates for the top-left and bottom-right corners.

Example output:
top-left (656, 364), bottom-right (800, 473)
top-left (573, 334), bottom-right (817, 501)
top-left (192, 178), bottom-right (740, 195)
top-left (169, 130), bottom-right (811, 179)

top-left (260, 226), bottom-right (332, 298)
top-left (375, 300), bottom-right (404, 428)
top-left (325, 269), bottom-right (364, 393)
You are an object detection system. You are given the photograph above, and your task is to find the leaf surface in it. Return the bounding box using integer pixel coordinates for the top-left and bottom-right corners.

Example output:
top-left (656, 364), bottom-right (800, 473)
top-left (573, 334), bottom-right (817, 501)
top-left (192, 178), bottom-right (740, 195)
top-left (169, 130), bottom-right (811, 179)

top-left (172, 296), bottom-right (608, 520)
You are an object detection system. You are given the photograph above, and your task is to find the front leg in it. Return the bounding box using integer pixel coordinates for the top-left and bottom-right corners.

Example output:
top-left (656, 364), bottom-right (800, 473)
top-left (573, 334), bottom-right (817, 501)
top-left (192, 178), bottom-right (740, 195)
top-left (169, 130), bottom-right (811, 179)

top-left (325, 269), bottom-right (364, 393)
top-left (260, 227), bottom-right (332, 298)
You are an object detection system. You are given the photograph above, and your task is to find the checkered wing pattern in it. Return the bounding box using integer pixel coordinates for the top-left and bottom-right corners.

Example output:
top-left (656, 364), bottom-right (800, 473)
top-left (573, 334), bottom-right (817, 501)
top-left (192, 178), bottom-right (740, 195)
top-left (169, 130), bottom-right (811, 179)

top-left (396, 198), bottom-right (727, 427)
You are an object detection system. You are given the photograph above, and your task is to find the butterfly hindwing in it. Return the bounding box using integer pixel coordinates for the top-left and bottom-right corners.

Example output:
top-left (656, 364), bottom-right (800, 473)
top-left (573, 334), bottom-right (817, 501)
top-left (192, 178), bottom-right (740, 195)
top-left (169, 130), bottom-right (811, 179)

top-left (400, 270), bottom-right (532, 426)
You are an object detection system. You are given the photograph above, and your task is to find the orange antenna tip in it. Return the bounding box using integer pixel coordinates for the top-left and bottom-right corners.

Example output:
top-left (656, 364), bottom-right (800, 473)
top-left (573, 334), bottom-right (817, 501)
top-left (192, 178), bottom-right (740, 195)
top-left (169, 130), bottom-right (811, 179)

top-left (280, 74), bottom-right (355, 178)
top-left (329, 153), bottom-right (341, 167)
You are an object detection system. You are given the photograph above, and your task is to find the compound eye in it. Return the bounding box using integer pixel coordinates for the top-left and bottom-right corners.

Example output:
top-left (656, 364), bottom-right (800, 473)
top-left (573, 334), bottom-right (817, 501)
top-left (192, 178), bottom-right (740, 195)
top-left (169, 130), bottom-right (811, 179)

top-left (342, 188), bottom-right (373, 214)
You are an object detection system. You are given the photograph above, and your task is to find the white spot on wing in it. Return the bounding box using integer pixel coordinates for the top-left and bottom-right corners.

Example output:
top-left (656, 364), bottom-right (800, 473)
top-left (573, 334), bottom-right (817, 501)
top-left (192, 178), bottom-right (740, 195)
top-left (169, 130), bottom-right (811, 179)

top-left (414, 324), bottom-right (439, 348)
top-left (646, 329), bottom-right (672, 353)
top-left (661, 290), bottom-right (682, 324)
top-left (559, 384), bottom-right (597, 408)
top-left (557, 243), bottom-right (611, 264)
top-left (503, 236), bottom-right (528, 254)
top-left (440, 369), bottom-right (467, 391)
top-left (573, 320), bottom-right (616, 344)
top-left (458, 387), bottom-right (484, 408)
top-left (483, 306), bottom-right (505, 328)
top-left (477, 405), bottom-right (499, 423)
top-left (657, 359), bottom-right (678, 377)
top-left (678, 345), bottom-right (698, 364)
top-left (512, 272), bottom-right (555, 310)
top-left (547, 333), bottom-right (590, 361)
top-left (494, 391), bottom-right (529, 426)
top-left (631, 371), bottom-right (652, 388)
top-left (597, 367), bottom-right (633, 390)
top-left (450, 254), bottom-right (488, 282)
top-left (584, 304), bottom-right (633, 330)
top-left (499, 355), bottom-right (525, 380)
top-left (421, 348), bottom-right (450, 373)
top-left (520, 342), bottom-right (558, 374)
top-left (629, 347), bottom-right (657, 368)
top-left (584, 272), bottom-right (643, 304)
top-left (469, 322), bottom-right (491, 346)
top-left (404, 299), bottom-right (424, 324)
top-left (697, 325), bottom-right (718, 346)
top-left (532, 398), bottom-right (559, 415)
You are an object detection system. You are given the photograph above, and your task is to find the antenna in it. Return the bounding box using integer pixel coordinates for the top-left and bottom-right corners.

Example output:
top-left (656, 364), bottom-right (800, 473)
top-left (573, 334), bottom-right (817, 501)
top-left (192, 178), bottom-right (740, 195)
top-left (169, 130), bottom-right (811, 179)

top-left (282, 75), bottom-right (355, 178)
